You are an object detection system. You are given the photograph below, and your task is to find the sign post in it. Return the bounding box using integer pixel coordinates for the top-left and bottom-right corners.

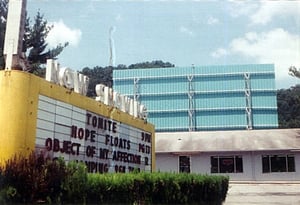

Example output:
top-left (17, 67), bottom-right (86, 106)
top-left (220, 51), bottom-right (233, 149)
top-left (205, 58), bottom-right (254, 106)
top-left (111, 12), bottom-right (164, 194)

top-left (3, 0), bottom-right (27, 70)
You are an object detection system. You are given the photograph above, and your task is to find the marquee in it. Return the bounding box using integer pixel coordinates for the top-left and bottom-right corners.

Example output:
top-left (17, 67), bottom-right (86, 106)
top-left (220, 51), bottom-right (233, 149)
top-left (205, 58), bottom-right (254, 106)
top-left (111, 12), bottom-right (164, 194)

top-left (0, 70), bottom-right (155, 172)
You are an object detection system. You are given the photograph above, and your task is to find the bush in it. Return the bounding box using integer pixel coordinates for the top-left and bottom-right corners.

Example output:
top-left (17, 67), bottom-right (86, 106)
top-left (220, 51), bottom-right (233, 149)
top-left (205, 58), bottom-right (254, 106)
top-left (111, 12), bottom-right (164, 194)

top-left (0, 152), bottom-right (52, 203)
top-left (85, 172), bottom-right (229, 205)
top-left (0, 153), bottom-right (229, 204)
top-left (63, 161), bottom-right (88, 203)
top-left (0, 152), bottom-right (77, 203)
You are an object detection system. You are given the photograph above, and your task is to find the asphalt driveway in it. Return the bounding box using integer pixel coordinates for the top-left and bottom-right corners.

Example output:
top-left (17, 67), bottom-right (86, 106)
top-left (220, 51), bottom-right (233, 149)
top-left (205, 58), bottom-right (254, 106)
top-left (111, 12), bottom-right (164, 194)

top-left (224, 181), bottom-right (300, 205)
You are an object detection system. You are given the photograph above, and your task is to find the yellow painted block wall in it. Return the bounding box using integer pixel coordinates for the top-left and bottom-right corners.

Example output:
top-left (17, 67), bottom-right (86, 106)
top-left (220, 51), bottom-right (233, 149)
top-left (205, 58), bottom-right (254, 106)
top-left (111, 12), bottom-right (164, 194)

top-left (0, 70), bottom-right (155, 170)
top-left (0, 71), bottom-right (38, 162)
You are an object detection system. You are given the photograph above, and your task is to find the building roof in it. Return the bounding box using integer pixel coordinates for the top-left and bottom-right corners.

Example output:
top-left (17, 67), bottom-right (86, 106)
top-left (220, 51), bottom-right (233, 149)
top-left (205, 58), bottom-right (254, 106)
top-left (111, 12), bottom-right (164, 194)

top-left (155, 129), bottom-right (300, 153)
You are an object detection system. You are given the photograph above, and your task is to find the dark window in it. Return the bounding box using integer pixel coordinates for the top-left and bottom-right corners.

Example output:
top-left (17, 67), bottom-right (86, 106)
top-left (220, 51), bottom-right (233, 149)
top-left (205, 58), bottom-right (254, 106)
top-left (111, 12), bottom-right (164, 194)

top-left (210, 155), bottom-right (243, 173)
top-left (262, 154), bottom-right (295, 173)
top-left (211, 156), bottom-right (219, 173)
top-left (262, 155), bottom-right (270, 173)
top-left (220, 157), bottom-right (234, 173)
top-left (235, 156), bottom-right (243, 173)
top-left (287, 155), bottom-right (295, 172)
top-left (271, 155), bottom-right (286, 172)
top-left (179, 156), bottom-right (190, 173)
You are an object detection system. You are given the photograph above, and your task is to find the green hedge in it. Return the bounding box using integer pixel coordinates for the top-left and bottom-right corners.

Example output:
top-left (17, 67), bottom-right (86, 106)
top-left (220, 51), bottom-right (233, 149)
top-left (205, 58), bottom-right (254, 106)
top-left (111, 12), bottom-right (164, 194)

top-left (85, 172), bottom-right (229, 205)
top-left (0, 153), bottom-right (229, 204)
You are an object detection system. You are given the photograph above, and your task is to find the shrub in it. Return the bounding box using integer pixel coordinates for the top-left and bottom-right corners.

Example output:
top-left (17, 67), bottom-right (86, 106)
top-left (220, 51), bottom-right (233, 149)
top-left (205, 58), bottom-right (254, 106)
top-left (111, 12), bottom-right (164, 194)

top-left (0, 153), bottom-right (229, 204)
top-left (0, 152), bottom-right (82, 204)
top-left (0, 152), bottom-right (50, 203)
top-left (62, 161), bottom-right (88, 203)
top-left (85, 172), bottom-right (229, 204)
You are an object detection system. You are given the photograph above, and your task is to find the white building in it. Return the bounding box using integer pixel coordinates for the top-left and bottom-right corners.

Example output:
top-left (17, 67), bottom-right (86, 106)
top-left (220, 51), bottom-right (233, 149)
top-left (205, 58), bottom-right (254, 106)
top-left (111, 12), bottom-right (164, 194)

top-left (156, 129), bottom-right (300, 181)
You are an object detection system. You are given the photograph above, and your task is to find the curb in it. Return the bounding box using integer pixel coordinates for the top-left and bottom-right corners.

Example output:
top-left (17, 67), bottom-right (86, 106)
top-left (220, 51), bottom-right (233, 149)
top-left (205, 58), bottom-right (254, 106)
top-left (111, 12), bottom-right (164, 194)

top-left (229, 181), bottom-right (300, 184)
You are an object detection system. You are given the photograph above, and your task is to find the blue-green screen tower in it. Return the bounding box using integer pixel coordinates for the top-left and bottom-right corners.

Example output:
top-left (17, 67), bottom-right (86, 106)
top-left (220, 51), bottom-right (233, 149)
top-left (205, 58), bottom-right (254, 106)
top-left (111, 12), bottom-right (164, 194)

top-left (113, 64), bottom-right (278, 132)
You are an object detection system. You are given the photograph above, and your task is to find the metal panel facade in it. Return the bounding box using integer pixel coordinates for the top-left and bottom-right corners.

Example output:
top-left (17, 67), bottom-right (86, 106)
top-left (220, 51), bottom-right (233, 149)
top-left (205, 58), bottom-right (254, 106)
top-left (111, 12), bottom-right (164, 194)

top-left (113, 64), bottom-right (278, 132)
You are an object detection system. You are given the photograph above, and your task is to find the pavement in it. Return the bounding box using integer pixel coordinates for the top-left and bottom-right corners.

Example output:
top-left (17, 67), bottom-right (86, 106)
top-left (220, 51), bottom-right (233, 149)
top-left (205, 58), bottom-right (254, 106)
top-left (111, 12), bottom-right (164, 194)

top-left (223, 181), bottom-right (300, 205)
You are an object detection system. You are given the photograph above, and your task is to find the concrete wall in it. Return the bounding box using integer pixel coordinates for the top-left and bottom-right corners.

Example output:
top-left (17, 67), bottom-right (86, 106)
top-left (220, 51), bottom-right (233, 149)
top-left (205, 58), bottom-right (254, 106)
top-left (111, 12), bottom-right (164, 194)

top-left (156, 151), bottom-right (300, 181)
top-left (155, 153), bottom-right (179, 172)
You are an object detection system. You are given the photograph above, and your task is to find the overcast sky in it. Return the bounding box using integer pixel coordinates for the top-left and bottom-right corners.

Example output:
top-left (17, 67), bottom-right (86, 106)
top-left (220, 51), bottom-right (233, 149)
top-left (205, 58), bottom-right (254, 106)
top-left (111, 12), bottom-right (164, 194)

top-left (27, 0), bottom-right (300, 88)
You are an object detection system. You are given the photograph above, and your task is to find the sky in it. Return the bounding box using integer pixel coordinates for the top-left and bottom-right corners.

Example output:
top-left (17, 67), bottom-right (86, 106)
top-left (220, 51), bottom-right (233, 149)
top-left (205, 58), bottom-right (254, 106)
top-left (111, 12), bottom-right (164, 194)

top-left (26, 0), bottom-right (300, 89)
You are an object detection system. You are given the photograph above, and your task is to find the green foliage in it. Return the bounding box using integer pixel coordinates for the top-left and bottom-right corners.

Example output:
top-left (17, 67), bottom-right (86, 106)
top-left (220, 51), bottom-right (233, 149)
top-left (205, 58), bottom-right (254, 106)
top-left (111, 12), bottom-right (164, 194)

top-left (277, 84), bottom-right (300, 128)
top-left (0, 153), bottom-right (229, 204)
top-left (0, 152), bottom-right (83, 204)
top-left (81, 66), bottom-right (113, 97)
top-left (125, 60), bottom-right (175, 69)
top-left (63, 161), bottom-right (88, 203)
top-left (24, 11), bottom-right (68, 76)
top-left (80, 60), bottom-right (174, 98)
top-left (1, 153), bottom-right (48, 202)
top-left (43, 157), bottom-right (68, 203)
top-left (85, 172), bottom-right (229, 205)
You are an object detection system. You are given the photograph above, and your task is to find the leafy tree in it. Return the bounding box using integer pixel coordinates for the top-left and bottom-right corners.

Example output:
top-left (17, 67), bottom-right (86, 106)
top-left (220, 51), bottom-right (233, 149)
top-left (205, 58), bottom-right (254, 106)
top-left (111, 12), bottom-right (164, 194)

top-left (80, 60), bottom-right (175, 97)
top-left (116, 64), bottom-right (127, 69)
top-left (114, 60), bottom-right (175, 70)
top-left (128, 60), bottom-right (175, 69)
top-left (288, 66), bottom-right (300, 79)
top-left (24, 11), bottom-right (68, 76)
top-left (81, 66), bottom-right (113, 97)
top-left (277, 85), bottom-right (300, 128)
top-left (0, 1), bottom-right (67, 76)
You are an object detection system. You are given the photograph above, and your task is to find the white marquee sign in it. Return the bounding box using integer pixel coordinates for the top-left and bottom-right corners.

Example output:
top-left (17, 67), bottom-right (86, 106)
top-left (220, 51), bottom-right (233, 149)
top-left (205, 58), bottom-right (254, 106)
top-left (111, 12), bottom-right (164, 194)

top-left (36, 95), bottom-right (152, 173)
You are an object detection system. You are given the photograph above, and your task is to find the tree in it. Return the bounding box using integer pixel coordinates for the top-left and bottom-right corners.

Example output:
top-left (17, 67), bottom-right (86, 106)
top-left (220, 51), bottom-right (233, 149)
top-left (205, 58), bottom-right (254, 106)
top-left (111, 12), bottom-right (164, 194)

top-left (81, 66), bottom-right (113, 97)
top-left (24, 11), bottom-right (68, 76)
top-left (80, 60), bottom-right (175, 97)
top-left (127, 60), bottom-right (175, 69)
top-left (114, 60), bottom-right (175, 70)
top-left (289, 66), bottom-right (300, 79)
top-left (277, 85), bottom-right (300, 128)
top-left (0, 1), bottom-right (67, 76)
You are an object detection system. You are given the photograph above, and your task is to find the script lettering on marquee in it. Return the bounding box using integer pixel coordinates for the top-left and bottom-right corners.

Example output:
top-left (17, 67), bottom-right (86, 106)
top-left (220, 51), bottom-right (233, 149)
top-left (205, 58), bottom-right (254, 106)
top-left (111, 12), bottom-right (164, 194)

top-left (45, 59), bottom-right (89, 96)
top-left (95, 84), bottom-right (148, 120)
top-left (45, 59), bottom-right (147, 120)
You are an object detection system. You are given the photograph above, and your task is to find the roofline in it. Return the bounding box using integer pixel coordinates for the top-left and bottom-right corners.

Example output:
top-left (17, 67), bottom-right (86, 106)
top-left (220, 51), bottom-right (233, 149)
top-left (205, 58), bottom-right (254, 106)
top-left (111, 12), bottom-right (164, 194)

top-left (156, 149), bottom-right (300, 155)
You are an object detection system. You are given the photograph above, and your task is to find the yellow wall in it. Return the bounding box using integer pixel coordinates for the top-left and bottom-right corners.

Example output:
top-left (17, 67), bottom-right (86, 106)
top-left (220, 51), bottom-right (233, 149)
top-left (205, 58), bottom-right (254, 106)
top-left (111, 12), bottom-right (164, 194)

top-left (0, 70), bottom-right (155, 170)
